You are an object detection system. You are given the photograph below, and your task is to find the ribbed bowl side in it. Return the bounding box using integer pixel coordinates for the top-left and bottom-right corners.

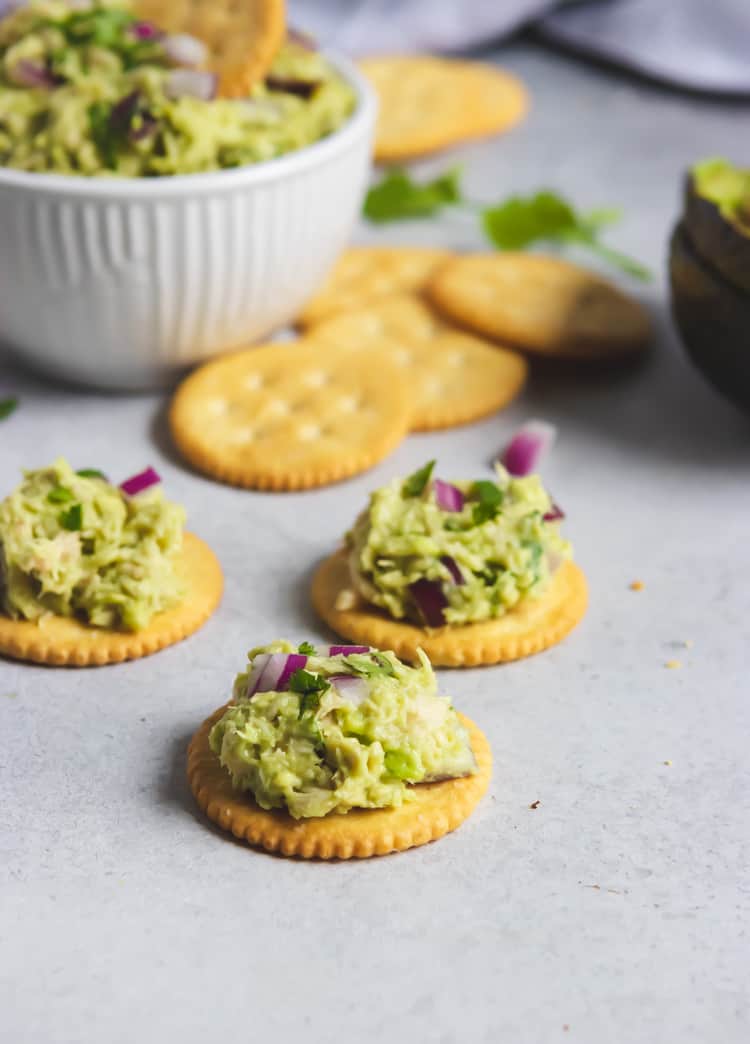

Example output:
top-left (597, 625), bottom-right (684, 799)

top-left (0, 129), bottom-right (371, 389)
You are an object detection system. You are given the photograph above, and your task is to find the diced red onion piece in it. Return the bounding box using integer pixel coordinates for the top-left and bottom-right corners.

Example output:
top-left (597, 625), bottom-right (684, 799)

top-left (8, 60), bottom-right (57, 89)
top-left (543, 502), bottom-right (565, 522)
top-left (441, 555), bottom-right (465, 586)
top-left (331, 674), bottom-right (369, 705)
top-left (434, 479), bottom-right (464, 513)
top-left (131, 20), bottom-right (161, 41)
top-left (287, 26), bottom-right (317, 50)
top-left (328, 645), bottom-right (369, 656)
top-left (276, 653), bottom-right (307, 690)
top-left (165, 68), bottom-right (217, 101)
top-left (265, 75), bottom-right (320, 99)
top-left (119, 466), bottom-right (161, 496)
top-left (163, 33), bottom-right (209, 69)
top-left (500, 420), bottom-right (558, 477)
top-left (410, 579), bottom-right (448, 628)
top-left (246, 653), bottom-right (272, 696)
top-left (129, 113), bottom-right (158, 142)
top-left (249, 652), bottom-right (307, 695)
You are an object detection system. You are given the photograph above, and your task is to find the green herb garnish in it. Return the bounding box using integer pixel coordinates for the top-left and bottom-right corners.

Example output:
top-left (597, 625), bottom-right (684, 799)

top-left (403, 460), bottom-right (435, 497)
top-left (364, 167), bottom-right (462, 222)
top-left (346, 652), bottom-right (396, 678)
top-left (290, 669), bottom-right (330, 717)
top-left (471, 480), bottom-right (504, 526)
top-left (76, 468), bottom-right (107, 480)
top-left (88, 101), bottom-right (118, 169)
top-left (0, 398), bottom-right (18, 421)
top-left (298, 641), bottom-right (317, 655)
top-left (59, 503), bottom-right (83, 531)
top-left (47, 485), bottom-right (74, 504)
top-left (363, 169), bottom-right (651, 281)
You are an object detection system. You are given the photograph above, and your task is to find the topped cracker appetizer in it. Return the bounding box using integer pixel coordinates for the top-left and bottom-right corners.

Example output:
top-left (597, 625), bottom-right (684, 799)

top-left (188, 640), bottom-right (491, 858)
top-left (0, 458), bottom-right (222, 665)
top-left (312, 447), bottom-right (587, 667)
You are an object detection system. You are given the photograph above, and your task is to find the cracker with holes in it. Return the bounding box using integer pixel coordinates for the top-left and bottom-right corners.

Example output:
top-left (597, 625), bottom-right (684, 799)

top-left (169, 342), bottom-right (411, 490)
top-left (188, 640), bottom-right (491, 858)
top-left (311, 459), bottom-right (588, 667)
top-left (0, 459), bottom-right (222, 666)
top-left (359, 56), bottom-right (528, 163)
top-left (298, 246), bottom-right (451, 326)
top-left (428, 254), bottom-right (652, 361)
top-left (306, 294), bottom-right (528, 431)
top-left (134, 0), bottom-right (285, 97)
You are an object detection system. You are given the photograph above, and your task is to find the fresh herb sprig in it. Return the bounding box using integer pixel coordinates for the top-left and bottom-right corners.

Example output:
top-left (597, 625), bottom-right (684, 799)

top-left (363, 169), bottom-right (651, 281)
top-left (0, 398), bottom-right (18, 421)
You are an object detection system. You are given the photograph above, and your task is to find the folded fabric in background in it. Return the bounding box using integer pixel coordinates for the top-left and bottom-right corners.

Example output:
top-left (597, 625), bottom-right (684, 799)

top-left (289, 0), bottom-right (750, 95)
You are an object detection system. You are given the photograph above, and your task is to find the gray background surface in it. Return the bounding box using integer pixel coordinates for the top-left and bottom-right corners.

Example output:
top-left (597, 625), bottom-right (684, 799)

top-left (1, 41), bottom-right (748, 1044)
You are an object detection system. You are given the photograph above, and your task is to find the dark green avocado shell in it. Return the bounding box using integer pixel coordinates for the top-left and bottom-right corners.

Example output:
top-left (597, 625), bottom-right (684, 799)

top-left (685, 160), bottom-right (750, 295)
top-left (669, 222), bottom-right (750, 414)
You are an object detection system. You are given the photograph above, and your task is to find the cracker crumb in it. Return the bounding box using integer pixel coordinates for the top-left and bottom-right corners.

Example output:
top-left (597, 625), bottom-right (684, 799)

top-left (529, 800), bottom-right (541, 810)
top-left (629, 580), bottom-right (645, 591)
top-left (664, 659), bottom-right (681, 670)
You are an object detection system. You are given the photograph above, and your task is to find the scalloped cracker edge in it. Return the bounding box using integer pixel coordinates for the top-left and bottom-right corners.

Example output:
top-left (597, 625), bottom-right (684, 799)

top-left (311, 550), bottom-right (588, 667)
top-left (188, 705), bottom-right (491, 859)
top-left (0, 533), bottom-right (223, 666)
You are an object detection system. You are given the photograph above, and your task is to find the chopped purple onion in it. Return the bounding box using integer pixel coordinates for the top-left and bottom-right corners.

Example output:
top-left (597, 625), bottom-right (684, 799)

top-left (163, 32), bottom-right (209, 69)
top-left (330, 674), bottom-right (369, 705)
top-left (130, 20), bottom-right (161, 41)
top-left (410, 579), bottom-right (448, 628)
top-left (434, 479), bottom-right (464, 513)
top-left (8, 60), bottom-right (57, 89)
top-left (165, 68), bottom-right (217, 101)
top-left (265, 75), bottom-right (320, 99)
top-left (248, 652), bottom-right (308, 696)
top-left (543, 502), bottom-right (565, 522)
top-left (499, 420), bottom-right (557, 477)
top-left (329, 645), bottom-right (369, 656)
top-left (110, 90), bottom-right (140, 129)
top-left (128, 113), bottom-right (158, 143)
top-left (440, 555), bottom-right (465, 586)
top-left (119, 466), bottom-right (161, 496)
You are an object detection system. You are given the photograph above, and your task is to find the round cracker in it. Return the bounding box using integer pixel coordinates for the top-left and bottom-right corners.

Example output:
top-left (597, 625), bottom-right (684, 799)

top-left (298, 246), bottom-right (451, 327)
top-left (169, 342), bottom-right (411, 490)
top-left (187, 705), bottom-right (491, 859)
top-left (134, 0), bottom-right (285, 97)
top-left (311, 550), bottom-right (588, 667)
top-left (307, 294), bottom-right (528, 431)
top-left (428, 253), bottom-right (652, 361)
top-left (0, 533), bottom-right (223, 667)
top-left (359, 56), bottom-right (529, 162)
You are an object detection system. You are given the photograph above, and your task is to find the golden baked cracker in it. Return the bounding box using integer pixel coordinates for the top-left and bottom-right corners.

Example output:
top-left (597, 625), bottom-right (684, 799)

top-left (169, 342), bottom-right (411, 490)
top-left (134, 0), bottom-right (285, 97)
top-left (359, 56), bottom-right (529, 162)
top-left (0, 533), bottom-right (223, 667)
top-left (311, 550), bottom-right (588, 667)
top-left (428, 253), bottom-right (652, 360)
top-left (298, 246), bottom-right (451, 327)
top-left (307, 294), bottom-right (528, 431)
top-left (187, 707), bottom-right (491, 859)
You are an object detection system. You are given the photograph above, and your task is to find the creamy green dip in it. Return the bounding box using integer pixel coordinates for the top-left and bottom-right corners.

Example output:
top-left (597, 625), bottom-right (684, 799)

top-left (0, 0), bottom-right (355, 176)
top-left (0, 458), bottom-right (185, 630)
top-left (209, 640), bottom-right (477, 819)
top-left (346, 460), bottom-right (571, 627)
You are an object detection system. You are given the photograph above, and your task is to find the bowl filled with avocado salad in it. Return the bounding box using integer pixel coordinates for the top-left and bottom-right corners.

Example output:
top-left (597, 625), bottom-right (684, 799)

top-left (188, 640), bottom-right (492, 858)
top-left (0, 1), bottom-right (375, 388)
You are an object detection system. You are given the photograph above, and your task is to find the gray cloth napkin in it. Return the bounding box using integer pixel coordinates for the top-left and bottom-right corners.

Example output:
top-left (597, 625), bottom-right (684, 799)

top-left (289, 0), bottom-right (750, 94)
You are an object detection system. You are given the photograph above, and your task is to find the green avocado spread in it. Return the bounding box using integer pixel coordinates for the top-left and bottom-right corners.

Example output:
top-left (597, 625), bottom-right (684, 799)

top-left (346, 460), bottom-right (571, 627)
top-left (0, 0), bottom-right (355, 176)
top-left (692, 158), bottom-right (750, 230)
top-left (209, 641), bottom-right (477, 819)
top-left (0, 458), bottom-right (185, 630)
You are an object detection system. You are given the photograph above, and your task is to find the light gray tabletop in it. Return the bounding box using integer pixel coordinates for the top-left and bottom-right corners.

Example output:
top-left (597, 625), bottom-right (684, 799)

top-left (1, 41), bottom-right (748, 1044)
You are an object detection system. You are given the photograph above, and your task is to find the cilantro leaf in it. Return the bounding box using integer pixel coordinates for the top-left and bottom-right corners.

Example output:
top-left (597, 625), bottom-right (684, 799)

top-left (482, 190), bottom-right (651, 281)
top-left (471, 480), bottom-right (503, 526)
top-left (364, 167), bottom-right (463, 223)
top-left (403, 460), bottom-right (435, 497)
top-left (290, 669), bottom-right (330, 717)
top-left (345, 652), bottom-right (396, 679)
top-left (76, 468), bottom-right (107, 480)
top-left (0, 398), bottom-right (18, 421)
top-left (59, 503), bottom-right (83, 531)
top-left (47, 485), bottom-right (74, 504)
top-left (298, 641), bottom-right (317, 655)
top-left (88, 101), bottom-right (118, 170)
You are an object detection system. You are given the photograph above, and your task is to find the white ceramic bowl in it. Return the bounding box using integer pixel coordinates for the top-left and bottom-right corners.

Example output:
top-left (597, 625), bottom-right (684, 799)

top-left (0, 55), bottom-right (376, 390)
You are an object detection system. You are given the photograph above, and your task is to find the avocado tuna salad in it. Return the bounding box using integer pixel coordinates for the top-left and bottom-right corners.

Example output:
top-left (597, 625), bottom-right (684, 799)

top-left (0, 0), bottom-right (355, 176)
top-left (346, 460), bottom-right (571, 628)
top-left (0, 458), bottom-right (185, 630)
top-left (209, 641), bottom-right (477, 819)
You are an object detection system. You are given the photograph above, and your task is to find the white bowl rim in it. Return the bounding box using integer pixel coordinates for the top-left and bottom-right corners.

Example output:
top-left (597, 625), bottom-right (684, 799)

top-left (0, 50), bottom-right (376, 197)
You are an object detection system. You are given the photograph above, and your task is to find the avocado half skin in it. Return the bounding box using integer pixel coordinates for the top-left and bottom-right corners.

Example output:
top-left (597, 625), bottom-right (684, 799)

top-left (669, 222), bottom-right (750, 413)
top-left (684, 174), bottom-right (750, 295)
